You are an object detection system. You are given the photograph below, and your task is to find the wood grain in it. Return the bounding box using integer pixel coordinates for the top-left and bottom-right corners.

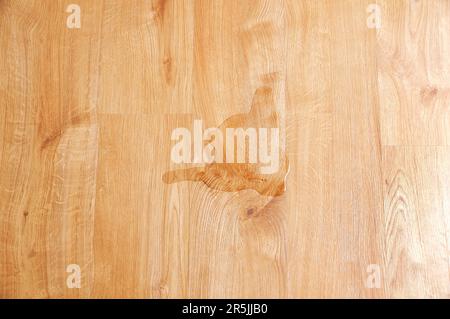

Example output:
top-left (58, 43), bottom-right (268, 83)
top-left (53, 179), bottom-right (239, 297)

top-left (1, 0), bottom-right (449, 298)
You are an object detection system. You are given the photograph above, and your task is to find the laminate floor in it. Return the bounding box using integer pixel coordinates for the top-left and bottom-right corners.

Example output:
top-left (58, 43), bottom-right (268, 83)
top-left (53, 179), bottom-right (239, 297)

top-left (1, 0), bottom-right (449, 298)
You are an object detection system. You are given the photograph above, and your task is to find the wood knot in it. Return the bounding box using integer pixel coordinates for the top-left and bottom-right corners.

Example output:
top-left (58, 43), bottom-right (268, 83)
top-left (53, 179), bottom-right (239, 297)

top-left (420, 86), bottom-right (438, 106)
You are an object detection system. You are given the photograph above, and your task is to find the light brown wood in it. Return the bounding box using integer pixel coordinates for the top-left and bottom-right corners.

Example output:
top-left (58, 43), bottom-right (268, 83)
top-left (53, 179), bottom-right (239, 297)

top-left (1, 0), bottom-right (449, 298)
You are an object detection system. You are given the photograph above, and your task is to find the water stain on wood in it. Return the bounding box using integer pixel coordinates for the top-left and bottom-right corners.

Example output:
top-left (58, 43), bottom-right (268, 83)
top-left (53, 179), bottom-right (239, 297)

top-left (163, 86), bottom-right (289, 197)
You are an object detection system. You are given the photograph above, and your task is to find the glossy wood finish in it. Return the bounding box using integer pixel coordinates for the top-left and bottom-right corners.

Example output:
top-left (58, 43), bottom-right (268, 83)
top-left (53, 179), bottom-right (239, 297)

top-left (1, 0), bottom-right (449, 298)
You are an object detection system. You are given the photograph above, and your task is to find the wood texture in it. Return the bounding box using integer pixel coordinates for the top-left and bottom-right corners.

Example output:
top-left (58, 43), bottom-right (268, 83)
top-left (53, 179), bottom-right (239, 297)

top-left (1, 0), bottom-right (449, 298)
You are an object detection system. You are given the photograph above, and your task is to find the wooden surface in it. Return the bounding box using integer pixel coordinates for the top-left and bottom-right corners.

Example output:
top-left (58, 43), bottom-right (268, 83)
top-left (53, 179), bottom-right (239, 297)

top-left (1, 0), bottom-right (450, 298)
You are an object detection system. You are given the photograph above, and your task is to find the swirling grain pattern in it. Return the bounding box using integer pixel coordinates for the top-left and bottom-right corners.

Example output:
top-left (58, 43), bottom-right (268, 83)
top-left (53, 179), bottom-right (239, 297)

top-left (0, 0), bottom-right (449, 298)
